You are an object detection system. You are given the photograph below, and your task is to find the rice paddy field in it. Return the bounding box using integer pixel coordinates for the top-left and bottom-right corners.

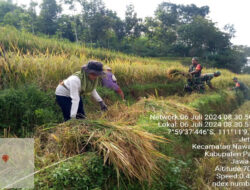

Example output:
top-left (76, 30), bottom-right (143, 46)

top-left (0, 26), bottom-right (250, 189)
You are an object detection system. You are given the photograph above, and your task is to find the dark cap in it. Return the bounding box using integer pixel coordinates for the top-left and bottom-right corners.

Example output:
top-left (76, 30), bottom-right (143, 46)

top-left (233, 77), bottom-right (238, 81)
top-left (192, 57), bottom-right (199, 61)
top-left (83, 60), bottom-right (104, 76)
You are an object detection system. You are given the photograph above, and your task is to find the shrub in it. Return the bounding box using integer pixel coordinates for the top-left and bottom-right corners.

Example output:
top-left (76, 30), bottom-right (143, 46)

top-left (39, 152), bottom-right (114, 190)
top-left (0, 85), bottom-right (62, 136)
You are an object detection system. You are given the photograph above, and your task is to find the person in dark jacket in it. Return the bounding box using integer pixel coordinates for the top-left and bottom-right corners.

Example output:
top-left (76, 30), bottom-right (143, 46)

top-left (189, 57), bottom-right (203, 78)
top-left (184, 57), bottom-right (203, 93)
top-left (231, 77), bottom-right (249, 99)
top-left (200, 71), bottom-right (221, 90)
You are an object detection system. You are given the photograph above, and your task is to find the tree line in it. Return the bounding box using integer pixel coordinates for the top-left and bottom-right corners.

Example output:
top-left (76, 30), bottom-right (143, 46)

top-left (0, 0), bottom-right (249, 73)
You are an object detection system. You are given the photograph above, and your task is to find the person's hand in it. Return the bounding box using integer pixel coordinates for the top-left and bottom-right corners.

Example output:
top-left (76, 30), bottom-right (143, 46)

top-left (99, 101), bottom-right (108, 111)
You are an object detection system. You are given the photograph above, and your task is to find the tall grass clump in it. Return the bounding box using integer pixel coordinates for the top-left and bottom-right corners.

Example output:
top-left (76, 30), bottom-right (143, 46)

top-left (189, 91), bottom-right (242, 114)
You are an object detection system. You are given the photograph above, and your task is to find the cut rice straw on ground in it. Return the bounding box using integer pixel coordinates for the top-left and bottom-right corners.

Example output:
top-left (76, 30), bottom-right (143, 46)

top-left (35, 119), bottom-right (170, 183)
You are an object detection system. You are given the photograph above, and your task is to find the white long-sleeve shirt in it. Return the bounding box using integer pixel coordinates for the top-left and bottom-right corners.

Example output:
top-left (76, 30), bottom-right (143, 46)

top-left (55, 75), bottom-right (102, 118)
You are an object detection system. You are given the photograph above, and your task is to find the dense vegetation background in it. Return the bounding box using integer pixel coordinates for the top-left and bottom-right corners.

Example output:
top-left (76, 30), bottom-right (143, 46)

top-left (1, 0), bottom-right (250, 73)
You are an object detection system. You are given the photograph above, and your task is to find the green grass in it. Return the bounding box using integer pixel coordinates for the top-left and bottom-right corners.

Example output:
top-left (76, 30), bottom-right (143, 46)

top-left (189, 90), bottom-right (243, 114)
top-left (0, 85), bottom-right (62, 137)
top-left (35, 152), bottom-right (115, 190)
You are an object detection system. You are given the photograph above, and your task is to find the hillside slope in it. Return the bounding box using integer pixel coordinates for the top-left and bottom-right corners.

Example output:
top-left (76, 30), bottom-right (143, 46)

top-left (0, 27), bottom-right (250, 189)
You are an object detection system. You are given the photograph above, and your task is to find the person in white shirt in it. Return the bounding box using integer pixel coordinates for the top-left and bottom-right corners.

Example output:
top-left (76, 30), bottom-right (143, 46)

top-left (55, 60), bottom-right (108, 121)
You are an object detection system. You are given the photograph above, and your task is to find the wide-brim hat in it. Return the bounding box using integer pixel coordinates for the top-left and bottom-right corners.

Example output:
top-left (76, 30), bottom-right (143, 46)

top-left (83, 60), bottom-right (105, 76)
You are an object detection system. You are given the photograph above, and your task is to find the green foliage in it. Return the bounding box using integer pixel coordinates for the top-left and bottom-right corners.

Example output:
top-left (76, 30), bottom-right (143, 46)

top-left (128, 37), bottom-right (161, 57)
top-left (155, 2), bottom-right (209, 26)
top-left (243, 66), bottom-right (250, 74)
top-left (106, 160), bottom-right (191, 190)
top-left (189, 91), bottom-right (240, 114)
top-left (0, 0), bottom-right (20, 23)
top-left (0, 85), bottom-right (62, 136)
top-left (0, 1), bottom-right (246, 72)
top-left (0, 0), bottom-right (36, 33)
top-left (125, 4), bottom-right (142, 39)
top-left (82, 86), bottom-right (121, 112)
top-left (3, 9), bottom-right (23, 28)
top-left (56, 15), bottom-right (75, 41)
top-left (34, 108), bottom-right (58, 124)
top-left (36, 152), bottom-right (114, 190)
top-left (150, 160), bottom-right (191, 190)
top-left (207, 48), bottom-right (247, 73)
top-left (178, 16), bottom-right (230, 56)
top-left (97, 86), bottom-right (121, 102)
top-left (39, 0), bottom-right (61, 35)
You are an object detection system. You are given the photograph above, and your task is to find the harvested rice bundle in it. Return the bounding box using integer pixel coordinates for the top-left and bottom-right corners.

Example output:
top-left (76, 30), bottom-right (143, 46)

top-left (167, 69), bottom-right (192, 79)
top-left (35, 119), bottom-right (169, 183)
